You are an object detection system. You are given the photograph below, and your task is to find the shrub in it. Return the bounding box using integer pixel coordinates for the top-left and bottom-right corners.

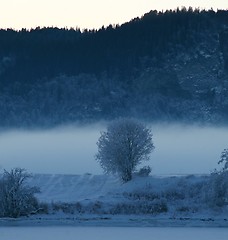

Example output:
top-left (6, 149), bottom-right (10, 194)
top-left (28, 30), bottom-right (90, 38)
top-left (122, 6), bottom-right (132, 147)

top-left (110, 199), bottom-right (168, 215)
top-left (137, 166), bottom-right (152, 177)
top-left (0, 168), bottom-right (40, 218)
top-left (206, 171), bottom-right (228, 208)
top-left (51, 202), bottom-right (83, 214)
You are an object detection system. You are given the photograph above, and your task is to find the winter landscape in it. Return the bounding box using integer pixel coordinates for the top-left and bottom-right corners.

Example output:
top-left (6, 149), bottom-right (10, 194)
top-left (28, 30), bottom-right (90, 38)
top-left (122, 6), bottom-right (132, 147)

top-left (1, 0), bottom-right (228, 239)
top-left (1, 123), bottom-right (228, 239)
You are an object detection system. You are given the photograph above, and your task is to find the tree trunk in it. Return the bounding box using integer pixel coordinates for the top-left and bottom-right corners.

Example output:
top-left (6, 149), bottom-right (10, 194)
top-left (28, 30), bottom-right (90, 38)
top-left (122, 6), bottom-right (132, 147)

top-left (121, 168), bottom-right (132, 182)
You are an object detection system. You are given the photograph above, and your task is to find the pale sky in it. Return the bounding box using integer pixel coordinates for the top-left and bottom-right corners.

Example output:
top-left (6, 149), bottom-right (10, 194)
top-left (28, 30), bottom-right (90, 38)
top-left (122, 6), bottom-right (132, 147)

top-left (0, 0), bottom-right (227, 30)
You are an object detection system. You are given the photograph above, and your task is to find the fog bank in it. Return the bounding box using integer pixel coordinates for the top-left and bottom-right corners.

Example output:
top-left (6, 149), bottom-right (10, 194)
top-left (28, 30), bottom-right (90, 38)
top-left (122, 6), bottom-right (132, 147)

top-left (0, 124), bottom-right (227, 175)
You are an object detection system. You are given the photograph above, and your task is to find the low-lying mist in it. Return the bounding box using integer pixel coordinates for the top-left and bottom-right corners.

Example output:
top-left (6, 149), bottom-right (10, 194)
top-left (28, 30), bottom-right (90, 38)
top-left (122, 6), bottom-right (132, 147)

top-left (0, 124), bottom-right (227, 175)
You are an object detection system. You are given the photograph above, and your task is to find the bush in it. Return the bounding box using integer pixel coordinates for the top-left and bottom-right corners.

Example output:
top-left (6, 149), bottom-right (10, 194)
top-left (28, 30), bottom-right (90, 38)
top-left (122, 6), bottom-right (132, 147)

top-left (161, 189), bottom-right (185, 201)
top-left (36, 202), bottom-right (49, 215)
top-left (205, 150), bottom-right (228, 208)
top-left (0, 168), bottom-right (40, 218)
top-left (123, 191), bottom-right (159, 201)
top-left (206, 171), bottom-right (228, 208)
top-left (110, 199), bottom-right (168, 215)
top-left (51, 202), bottom-right (83, 214)
top-left (137, 166), bottom-right (152, 177)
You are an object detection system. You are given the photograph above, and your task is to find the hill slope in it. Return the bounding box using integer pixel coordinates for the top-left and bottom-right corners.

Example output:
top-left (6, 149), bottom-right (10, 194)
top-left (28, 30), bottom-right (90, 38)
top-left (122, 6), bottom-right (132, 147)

top-left (28, 173), bottom-right (228, 219)
top-left (0, 9), bottom-right (228, 127)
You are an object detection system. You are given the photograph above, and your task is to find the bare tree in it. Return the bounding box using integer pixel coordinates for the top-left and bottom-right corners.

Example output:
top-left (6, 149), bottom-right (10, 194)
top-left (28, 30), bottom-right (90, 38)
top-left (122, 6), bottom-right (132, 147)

top-left (0, 168), bottom-right (40, 218)
top-left (95, 118), bottom-right (154, 182)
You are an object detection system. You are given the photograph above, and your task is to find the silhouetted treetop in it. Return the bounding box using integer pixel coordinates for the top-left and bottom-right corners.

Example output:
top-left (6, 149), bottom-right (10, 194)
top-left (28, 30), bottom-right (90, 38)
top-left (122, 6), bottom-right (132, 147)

top-left (0, 8), bottom-right (227, 85)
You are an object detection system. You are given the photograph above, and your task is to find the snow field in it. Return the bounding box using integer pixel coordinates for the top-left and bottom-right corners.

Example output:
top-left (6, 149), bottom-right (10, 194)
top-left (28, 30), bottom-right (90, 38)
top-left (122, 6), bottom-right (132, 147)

top-left (27, 173), bottom-right (228, 220)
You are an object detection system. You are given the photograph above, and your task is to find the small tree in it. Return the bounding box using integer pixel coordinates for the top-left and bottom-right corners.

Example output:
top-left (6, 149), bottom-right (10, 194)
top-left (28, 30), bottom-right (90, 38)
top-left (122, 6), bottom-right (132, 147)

top-left (207, 149), bottom-right (228, 207)
top-left (95, 118), bottom-right (154, 182)
top-left (0, 168), bottom-right (40, 218)
top-left (218, 148), bottom-right (228, 172)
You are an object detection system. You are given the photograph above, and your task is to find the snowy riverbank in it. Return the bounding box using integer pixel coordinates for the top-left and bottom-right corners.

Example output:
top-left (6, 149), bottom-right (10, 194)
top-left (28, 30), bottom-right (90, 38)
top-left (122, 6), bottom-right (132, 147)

top-left (1, 173), bottom-right (228, 227)
top-left (1, 214), bottom-right (228, 227)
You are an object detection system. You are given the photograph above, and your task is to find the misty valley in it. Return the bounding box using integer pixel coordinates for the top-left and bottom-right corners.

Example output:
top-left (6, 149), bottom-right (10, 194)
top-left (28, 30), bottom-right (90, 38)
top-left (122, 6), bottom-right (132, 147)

top-left (0, 8), bottom-right (228, 234)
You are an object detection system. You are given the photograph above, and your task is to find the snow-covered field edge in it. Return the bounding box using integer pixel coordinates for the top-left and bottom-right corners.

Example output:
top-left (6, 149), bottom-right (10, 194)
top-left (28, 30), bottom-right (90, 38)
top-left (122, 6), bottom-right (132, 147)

top-left (1, 173), bottom-right (228, 227)
top-left (1, 214), bottom-right (228, 227)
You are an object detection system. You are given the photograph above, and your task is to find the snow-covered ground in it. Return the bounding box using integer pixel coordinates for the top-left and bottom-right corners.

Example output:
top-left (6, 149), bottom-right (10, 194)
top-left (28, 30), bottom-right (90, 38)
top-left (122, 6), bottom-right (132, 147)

top-left (1, 173), bottom-right (228, 227)
top-left (29, 173), bottom-right (207, 203)
top-left (29, 173), bottom-right (120, 203)
top-left (11, 173), bottom-right (225, 227)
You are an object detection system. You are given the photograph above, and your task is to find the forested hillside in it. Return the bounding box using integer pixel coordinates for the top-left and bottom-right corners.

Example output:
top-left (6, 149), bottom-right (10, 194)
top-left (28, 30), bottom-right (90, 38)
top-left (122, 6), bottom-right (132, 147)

top-left (0, 8), bottom-right (228, 127)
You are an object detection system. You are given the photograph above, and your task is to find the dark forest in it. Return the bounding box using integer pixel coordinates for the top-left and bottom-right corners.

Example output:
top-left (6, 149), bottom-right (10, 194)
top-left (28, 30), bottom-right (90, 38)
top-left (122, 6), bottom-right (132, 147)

top-left (0, 8), bottom-right (228, 127)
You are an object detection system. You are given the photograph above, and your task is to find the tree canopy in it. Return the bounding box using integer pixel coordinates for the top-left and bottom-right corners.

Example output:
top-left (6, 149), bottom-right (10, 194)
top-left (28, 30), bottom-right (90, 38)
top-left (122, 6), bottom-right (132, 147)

top-left (96, 118), bottom-right (154, 182)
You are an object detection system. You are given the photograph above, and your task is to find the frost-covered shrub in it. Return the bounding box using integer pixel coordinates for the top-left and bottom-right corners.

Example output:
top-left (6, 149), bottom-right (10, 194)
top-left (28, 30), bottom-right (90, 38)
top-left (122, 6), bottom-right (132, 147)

top-left (37, 202), bottom-right (49, 214)
top-left (75, 202), bottom-right (83, 213)
top-left (137, 166), bottom-right (152, 177)
top-left (161, 189), bottom-right (185, 201)
top-left (161, 177), bottom-right (205, 202)
top-left (148, 199), bottom-right (168, 214)
top-left (123, 191), bottom-right (159, 201)
top-left (176, 205), bottom-right (199, 214)
top-left (176, 206), bottom-right (190, 212)
top-left (110, 199), bottom-right (168, 215)
top-left (185, 181), bottom-right (205, 200)
top-left (51, 202), bottom-right (83, 214)
top-left (0, 168), bottom-right (40, 218)
top-left (89, 201), bottom-right (103, 214)
top-left (51, 201), bottom-right (105, 215)
top-left (205, 150), bottom-right (228, 208)
top-left (206, 171), bottom-right (228, 207)
top-left (51, 203), bottom-right (74, 214)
